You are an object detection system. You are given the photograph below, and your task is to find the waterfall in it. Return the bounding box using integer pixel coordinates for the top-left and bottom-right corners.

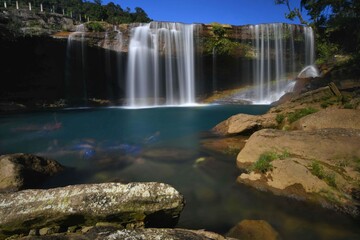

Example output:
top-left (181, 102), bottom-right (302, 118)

top-left (62, 22), bottom-right (315, 106)
top-left (304, 26), bottom-right (315, 66)
top-left (126, 22), bottom-right (196, 107)
top-left (65, 24), bottom-right (88, 103)
top-left (246, 23), bottom-right (316, 104)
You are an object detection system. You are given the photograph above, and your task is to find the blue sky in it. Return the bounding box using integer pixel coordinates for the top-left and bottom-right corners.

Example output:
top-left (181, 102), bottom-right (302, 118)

top-left (101, 0), bottom-right (307, 25)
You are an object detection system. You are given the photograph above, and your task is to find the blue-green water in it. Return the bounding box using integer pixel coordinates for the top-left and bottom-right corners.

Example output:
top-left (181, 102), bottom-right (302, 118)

top-left (0, 105), bottom-right (359, 239)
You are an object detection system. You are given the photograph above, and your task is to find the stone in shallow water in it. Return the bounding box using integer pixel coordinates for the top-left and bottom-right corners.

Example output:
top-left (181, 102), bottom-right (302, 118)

top-left (0, 153), bottom-right (64, 193)
top-left (226, 220), bottom-right (280, 240)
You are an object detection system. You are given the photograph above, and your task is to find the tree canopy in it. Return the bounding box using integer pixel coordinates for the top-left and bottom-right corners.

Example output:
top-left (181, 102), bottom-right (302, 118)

top-left (276, 0), bottom-right (360, 60)
top-left (14, 0), bottom-right (152, 24)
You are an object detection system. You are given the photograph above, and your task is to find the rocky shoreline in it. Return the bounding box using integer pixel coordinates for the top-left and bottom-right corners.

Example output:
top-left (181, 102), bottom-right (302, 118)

top-left (212, 79), bottom-right (360, 220)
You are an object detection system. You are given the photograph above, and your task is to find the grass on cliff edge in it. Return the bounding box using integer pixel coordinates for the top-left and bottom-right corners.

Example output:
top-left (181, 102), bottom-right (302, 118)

top-left (275, 107), bottom-right (318, 125)
top-left (250, 150), bottom-right (290, 174)
top-left (309, 161), bottom-right (337, 188)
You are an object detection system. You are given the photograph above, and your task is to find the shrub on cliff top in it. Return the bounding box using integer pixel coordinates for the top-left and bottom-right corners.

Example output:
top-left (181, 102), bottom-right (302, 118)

top-left (250, 150), bottom-right (290, 173)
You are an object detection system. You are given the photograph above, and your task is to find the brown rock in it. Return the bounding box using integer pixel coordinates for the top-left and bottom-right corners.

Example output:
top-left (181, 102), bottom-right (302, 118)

top-left (292, 108), bottom-right (360, 131)
top-left (212, 113), bottom-right (277, 136)
top-left (0, 153), bottom-right (64, 193)
top-left (236, 128), bottom-right (360, 217)
top-left (237, 128), bottom-right (360, 166)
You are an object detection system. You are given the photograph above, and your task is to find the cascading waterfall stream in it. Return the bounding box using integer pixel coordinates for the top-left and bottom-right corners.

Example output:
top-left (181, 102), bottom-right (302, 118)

top-left (126, 22), bottom-right (196, 107)
top-left (238, 24), bottom-right (316, 104)
top-left (65, 24), bottom-right (88, 103)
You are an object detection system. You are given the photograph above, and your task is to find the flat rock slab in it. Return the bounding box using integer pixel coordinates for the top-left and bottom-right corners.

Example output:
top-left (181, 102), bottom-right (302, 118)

top-left (0, 182), bottom-right (184, 237)
top-left (237, 128), bottom-right (360, 165)
top-left (292, 108), bottom-right (360, 130)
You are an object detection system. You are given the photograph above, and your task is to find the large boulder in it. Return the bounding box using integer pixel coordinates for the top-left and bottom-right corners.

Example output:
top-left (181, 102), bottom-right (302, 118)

top-left (237, 128), bottom-right (360, 166)
top-left (0, 153), bottom-right (64, 193)
top-left (0, 182), bottom-right (185, 237)
top-left (291, 108), bottom-right (360, 131)
top-left (237, 128), bottom-right (360, 217)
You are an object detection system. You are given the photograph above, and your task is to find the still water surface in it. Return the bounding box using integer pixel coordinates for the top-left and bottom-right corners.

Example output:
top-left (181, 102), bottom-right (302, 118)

top-left (0, 105), bottom-right (359, 239)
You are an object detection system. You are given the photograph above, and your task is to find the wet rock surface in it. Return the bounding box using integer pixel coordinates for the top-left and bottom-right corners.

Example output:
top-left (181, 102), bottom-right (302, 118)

top-left (0, 182), bottom-right (185, 237)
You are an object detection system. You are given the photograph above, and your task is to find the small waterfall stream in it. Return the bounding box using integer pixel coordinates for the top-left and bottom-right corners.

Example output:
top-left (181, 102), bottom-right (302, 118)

top-left (65, 24), bottom-right (88, 103)
top-left (247, 23), bottom-right (316, 103)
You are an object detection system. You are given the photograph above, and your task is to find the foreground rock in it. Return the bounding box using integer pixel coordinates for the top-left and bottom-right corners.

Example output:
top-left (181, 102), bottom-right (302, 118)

top-left (237, 128), bottom-right (360, 217)
top-left (17, 227), bottom-right (229, 240)
top-left (226, 220), bottom-right (280, 240)
top-left (0, 153), bottom-right (64, 193)
top-left (0, 182), bottom-right (185, 237)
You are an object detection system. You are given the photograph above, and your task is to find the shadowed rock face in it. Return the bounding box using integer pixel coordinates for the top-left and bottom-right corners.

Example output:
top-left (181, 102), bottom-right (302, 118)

top-left (0, 182), bottom-right (185, 237)
top-left (0, 153), bottom-right (64, 193)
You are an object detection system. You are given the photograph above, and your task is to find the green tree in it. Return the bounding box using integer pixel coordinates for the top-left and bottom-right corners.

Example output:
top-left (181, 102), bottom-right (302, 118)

top-left (276, 0), bottom-right (360, 59)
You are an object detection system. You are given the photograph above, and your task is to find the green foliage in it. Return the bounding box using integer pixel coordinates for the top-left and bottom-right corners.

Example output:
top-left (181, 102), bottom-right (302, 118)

top-left (250, 153), bottom-right (274, 173)
top-left (276, 0), bottom-right (360, 64)
top-left (354, 157), bottom-right (360, 172)
top-left (13, 0), bottom-right (151, 24)
top-left (250, 150), bottom-right (290, 173)
top-left (85, 21), bottom-right (104, 32)
top-left (315, 40), bottom-right (339, 65)
top-left (287, 107), bottom-right (318, 123)
top-left (309, 161), bottom-right (337, 188)
top-left (275, 113), bottom-right (285, 124)
top-left (205, 23), bottom-right (252, 56)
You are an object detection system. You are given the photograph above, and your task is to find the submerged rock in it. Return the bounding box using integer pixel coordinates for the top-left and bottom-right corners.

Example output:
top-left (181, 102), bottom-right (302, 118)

top-left (226, 220), bottom-right (280, 240)
top-left (142, 147), bottom-right (199, 163)
top-left (0, 153), bottom-right (64, 193)
top-left (0, 182), bottom-right (185, 237)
